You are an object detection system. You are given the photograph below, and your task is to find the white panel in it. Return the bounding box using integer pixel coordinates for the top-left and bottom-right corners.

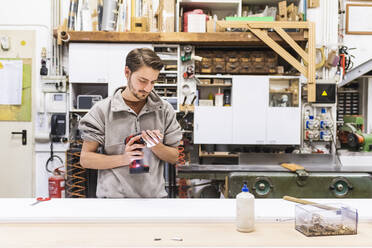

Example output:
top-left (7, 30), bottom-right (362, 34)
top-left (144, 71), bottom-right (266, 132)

top-left (266, 107), bottom-right (301, 145)
top-left (233, 76), bottom-right (268, 144)
top-left (194, 106), bottom-right (233, 144)
top-left (69, 43), bottom-right (108, 83)
top-left (0, 0), bottom-right (51, 27)
top-left (107, 44), bottom-right (153, 95)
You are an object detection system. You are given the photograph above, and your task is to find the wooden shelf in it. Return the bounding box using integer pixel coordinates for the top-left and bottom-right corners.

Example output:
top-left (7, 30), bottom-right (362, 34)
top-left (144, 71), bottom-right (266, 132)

top-left (55, 30), bottom-right (306, 46)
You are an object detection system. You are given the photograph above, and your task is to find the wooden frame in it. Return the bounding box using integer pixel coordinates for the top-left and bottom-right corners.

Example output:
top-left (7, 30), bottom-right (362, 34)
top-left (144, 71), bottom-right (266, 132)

top-left (346, 4), bottom-right (372, 35)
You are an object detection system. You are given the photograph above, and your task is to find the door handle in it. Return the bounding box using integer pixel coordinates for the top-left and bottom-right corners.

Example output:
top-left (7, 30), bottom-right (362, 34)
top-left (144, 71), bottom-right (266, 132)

top-left (11, 129), bottom-right (27, 145)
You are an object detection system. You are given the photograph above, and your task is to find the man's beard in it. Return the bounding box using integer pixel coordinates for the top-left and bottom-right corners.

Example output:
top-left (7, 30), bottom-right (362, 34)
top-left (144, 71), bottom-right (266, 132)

top-left (128, 76), bottom-right (148, 101)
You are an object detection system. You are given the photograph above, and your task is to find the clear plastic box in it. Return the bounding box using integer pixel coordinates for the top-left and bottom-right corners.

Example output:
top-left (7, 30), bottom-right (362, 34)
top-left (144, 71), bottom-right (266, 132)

top-left (295, 203), bottom-right (358, 237)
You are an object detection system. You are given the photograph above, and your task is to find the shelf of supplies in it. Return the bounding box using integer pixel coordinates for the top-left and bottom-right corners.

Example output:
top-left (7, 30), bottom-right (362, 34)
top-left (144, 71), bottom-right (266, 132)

top-left (199, 152), bottom-right (239, 158)
top-left (198, 84), bottom-right (232, 87)
top-left (54, 31), bottom-right (307, 46)
top-left (155, 84), bottom-right (178, 87)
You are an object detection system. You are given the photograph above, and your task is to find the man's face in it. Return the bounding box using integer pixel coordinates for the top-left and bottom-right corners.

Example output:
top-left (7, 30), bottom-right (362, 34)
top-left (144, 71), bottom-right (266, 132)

top-left (125, 65), bottom-right (159, 100)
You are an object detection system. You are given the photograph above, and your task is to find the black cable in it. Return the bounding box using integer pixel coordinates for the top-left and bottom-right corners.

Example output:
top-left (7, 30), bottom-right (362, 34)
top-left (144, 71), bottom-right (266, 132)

top-left (45, 134), bottom-right (64, 173)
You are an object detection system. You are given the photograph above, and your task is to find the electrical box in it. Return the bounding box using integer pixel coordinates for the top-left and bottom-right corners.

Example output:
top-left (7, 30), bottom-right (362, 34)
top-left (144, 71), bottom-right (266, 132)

top-left (316, 84), bottom-right (336, 103)
top-left (45, 93), bottom-right (67, 113)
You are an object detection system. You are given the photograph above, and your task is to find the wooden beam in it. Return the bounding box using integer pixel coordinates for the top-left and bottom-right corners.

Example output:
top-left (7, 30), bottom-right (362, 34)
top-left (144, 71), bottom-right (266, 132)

top-left (273, 27), bottom-right (308, 64)
top-left (53, 31), bottom-right (307, 46)
top-left (307, 22), bottom-right (316, 102)
top-left (248, 28), bottom-right (308, 77)
top-left (247, 21), bottom-right (310, 29)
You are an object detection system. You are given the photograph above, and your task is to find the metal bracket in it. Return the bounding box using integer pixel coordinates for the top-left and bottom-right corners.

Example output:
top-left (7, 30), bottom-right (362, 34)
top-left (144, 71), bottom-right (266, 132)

top-left (295, 170), bottom-right (309, 186)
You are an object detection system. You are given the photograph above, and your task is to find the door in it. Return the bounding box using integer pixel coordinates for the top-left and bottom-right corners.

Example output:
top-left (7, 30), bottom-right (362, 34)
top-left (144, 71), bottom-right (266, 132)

top-left (194, 106), bottom-right (233, 144)
top-left (0, 30), bottom-right (35, 197)
top-left (267, 107), bottom-right (301, 144)
top-left (232, 76), bottom-right (268, 144)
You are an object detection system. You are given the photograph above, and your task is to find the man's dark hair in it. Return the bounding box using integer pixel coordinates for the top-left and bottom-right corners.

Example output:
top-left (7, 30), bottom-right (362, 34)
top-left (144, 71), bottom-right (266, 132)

top-left (126, 48), bottom-right (164, 72)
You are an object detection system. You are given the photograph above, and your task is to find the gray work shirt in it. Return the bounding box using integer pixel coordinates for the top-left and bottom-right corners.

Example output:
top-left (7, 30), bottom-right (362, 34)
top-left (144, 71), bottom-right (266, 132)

top-left (78, 87), bottom-right (182, 198)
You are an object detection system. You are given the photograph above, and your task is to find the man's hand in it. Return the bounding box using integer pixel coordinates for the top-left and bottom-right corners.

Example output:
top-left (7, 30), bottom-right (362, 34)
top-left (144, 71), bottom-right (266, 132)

top-left (141, 130), bottom-right (164, 148)
top-left (122, 135), bottom-right (145, 165)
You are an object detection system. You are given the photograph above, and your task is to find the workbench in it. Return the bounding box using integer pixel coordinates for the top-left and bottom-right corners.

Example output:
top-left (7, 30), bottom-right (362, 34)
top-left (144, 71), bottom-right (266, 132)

top-left (178, 153), bottom-right (372, 198)
top-left (0, 198), bottom-right (372, 247)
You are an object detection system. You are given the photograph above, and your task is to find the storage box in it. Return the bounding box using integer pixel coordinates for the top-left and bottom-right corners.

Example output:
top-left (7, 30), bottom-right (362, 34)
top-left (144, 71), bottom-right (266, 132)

top-left (226, 62), bottom-right (240, 73)
top-left (213, 61), bottom-right (226, 74)
top-left (199, 78), bottom-right (212, 85)
top-left (131, 17), bottom-right (149, 32)
top-left (295, 203), bottom-right (358, 237)
top-left (200, 63), bottom-right (213, 74)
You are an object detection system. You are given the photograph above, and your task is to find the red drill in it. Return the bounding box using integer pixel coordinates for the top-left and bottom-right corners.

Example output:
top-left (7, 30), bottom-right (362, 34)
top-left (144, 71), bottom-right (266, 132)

top-left (124, 133), bottom-right (149, 174)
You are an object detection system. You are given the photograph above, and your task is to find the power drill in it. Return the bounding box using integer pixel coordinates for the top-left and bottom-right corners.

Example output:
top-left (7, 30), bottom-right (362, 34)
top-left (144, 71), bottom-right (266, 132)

top-left (124, 133), bottom-right (149, 174)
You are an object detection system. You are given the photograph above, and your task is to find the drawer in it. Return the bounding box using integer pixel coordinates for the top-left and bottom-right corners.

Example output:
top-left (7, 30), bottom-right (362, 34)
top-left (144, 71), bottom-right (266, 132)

top-left (213, 61), bottom-right (226, 74)
top-left (226, 62), bottom-right (241, 73)
top-left (225, 51), bottom-right (240, 63)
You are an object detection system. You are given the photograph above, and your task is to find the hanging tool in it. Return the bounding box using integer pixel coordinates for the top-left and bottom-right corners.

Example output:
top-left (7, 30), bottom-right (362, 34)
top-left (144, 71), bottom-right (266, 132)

top-left (183, 65), bottom-right (195, 79)
top-left (30, 197), bottom-right (51, 206)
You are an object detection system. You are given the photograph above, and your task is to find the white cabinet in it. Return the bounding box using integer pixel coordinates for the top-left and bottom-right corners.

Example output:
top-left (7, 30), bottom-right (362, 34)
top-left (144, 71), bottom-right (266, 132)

top-left (69, 43), bottom-right (108, 83)
top-left (194, 106), bottom-right (233, 144)
top-left (69, 43), bottom-right (152, 95)
top-left (193, 76), bottom-right (301, 145)
top-left (266, 107), bottom-right (301, 145)
top-left (232, 76), bottom-right (268, 144)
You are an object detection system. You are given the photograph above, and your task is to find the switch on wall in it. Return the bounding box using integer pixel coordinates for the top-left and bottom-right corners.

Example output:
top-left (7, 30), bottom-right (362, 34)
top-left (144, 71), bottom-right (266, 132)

top-left (0, 36), bottom-right (10, 51)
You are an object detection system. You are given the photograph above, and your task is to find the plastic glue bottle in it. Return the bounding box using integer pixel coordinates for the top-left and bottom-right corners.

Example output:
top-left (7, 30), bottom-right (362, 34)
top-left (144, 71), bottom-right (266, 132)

top-left (236, 182), bottom-right (255, 232)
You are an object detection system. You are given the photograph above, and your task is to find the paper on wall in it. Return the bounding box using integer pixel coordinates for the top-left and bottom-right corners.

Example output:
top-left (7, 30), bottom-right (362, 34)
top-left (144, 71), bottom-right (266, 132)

top-left (0, 60), bottom-right (23, 105)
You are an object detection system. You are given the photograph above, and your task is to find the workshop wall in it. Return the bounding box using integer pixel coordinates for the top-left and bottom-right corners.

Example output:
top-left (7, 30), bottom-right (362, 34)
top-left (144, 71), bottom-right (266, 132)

top-left (343, 1), bottom-right (372, 68)
top-left (0, 0), bottom-right (67, 197)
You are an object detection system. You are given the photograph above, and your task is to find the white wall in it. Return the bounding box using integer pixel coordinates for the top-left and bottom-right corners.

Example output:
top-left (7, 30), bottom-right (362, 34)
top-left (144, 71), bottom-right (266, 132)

top-left (343, 1), bottom-right (372, 68)
top-left (0, 0), bottom-right (64, 197)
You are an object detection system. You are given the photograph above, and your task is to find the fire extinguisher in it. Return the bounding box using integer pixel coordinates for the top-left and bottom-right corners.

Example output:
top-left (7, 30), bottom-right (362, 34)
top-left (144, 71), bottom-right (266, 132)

top-left (48, 167), bottom-right (65, 198)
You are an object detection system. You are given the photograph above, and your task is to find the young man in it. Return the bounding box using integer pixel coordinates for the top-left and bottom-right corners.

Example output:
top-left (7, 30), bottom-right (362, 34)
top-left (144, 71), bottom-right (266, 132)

top-left (79, 48), bottom-right (182, 198)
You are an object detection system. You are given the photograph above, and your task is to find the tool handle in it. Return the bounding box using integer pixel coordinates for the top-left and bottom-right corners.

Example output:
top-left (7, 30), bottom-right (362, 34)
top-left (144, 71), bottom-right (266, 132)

top-left (283, 196), bottom-right (338, 211)
top-left (283, 196), bottom-right (315, 205)
top-left (281, 163), bottom-right (304, 172)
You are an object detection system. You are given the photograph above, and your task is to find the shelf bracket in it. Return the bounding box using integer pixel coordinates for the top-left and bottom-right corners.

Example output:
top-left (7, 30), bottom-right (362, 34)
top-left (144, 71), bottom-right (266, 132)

top-left (247, 21), bottom-right (316, 102)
